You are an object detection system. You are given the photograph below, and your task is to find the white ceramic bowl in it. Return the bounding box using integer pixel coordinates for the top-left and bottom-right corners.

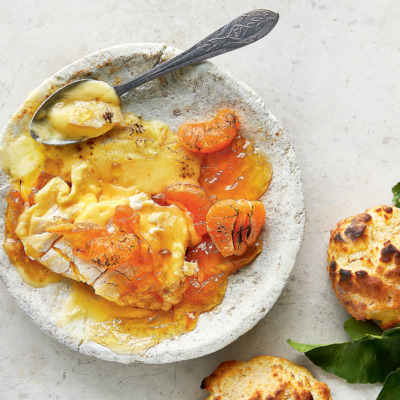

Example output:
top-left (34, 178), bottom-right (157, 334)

top-left (0, 43), bottom-right (305, 363)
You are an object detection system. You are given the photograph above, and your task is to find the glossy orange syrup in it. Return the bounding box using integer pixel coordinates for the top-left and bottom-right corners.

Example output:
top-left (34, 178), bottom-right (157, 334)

top-left (3, 133), bottom-right (271, 353)
top-left (199, 134), bottom-right (273, 200)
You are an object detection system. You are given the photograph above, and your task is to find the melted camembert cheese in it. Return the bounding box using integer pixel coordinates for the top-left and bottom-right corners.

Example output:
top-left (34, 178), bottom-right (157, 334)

top-left (30, 80), bottom-right (124, 143)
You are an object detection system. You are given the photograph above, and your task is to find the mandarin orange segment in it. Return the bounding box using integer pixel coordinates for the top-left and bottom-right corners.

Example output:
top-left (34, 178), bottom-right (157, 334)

top-left (154, 183), bottom-right (215, 237)
top-left (247, 201), bottom-right (266, 245)
top-left (178, 109), bottom-right (239, 154)
top-left (206, 200), bottom-right (239, 256)
top-left (87, 233), bottom-right (140, 268)
top-left (199, 135), bottom-right (273, 200)
top-left (46, 207), bottom-right (145, 270)
top-left (206, 199), bottom-right (266, 257)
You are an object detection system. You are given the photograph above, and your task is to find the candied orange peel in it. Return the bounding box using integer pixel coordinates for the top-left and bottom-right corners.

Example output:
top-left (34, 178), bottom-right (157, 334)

top-left (178, 109), bottom-right (239, 154)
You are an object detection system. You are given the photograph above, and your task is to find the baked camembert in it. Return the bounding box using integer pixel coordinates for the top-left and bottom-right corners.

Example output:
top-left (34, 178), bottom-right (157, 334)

top-left (1, 83), bottom-right (273, 354)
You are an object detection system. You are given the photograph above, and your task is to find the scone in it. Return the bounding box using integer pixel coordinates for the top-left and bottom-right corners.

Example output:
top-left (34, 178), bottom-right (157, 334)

top-left (328, 205), bottom-right (400, 329)
top-left (201, 355), bottom-right (332, 400)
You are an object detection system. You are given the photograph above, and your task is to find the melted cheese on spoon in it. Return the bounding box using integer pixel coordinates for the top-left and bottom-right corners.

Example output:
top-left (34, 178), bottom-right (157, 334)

top-left (30, 80), bottom-right (124, 143)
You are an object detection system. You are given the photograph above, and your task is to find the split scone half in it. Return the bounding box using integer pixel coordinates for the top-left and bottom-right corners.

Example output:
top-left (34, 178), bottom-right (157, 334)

top-left (328, 205), bottom-right (400, 329)
top-left (201, 355), bottom-right (331, 400)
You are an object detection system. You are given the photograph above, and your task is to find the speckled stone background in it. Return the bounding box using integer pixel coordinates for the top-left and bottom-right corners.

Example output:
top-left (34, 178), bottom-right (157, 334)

top-left (1, 0), bottom-right (399, 399)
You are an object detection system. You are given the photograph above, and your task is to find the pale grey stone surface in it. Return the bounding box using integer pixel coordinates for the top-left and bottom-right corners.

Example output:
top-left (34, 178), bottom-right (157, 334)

top-left (0, 0), bottom-right (398, 399)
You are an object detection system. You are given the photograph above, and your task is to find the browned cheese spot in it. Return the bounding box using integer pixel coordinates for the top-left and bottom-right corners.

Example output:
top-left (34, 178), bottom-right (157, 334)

top-left (333, 232), bottom-right (346, 243)
top-left (380, 241), bottom-right (400, 266)
top-left (355, 270), bottom-right (368, 278)
top-left (344, 213), bottom-right (371, 241)
top-left (339, 268), bottom-right (352, 282)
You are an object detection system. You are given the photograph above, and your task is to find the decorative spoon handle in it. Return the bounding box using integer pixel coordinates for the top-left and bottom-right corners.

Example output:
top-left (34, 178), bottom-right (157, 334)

top-left (114, 9), bottom-right (279, 97)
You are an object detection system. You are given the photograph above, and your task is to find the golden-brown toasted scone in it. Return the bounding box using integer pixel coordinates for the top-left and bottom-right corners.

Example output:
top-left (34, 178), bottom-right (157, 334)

top-left (201, 355), bottom-right (332, 400)
top-left (328, 205), bottom-right (400, 329)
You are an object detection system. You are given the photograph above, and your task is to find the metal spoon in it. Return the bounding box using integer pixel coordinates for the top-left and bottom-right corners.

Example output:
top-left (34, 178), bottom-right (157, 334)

top-left (30, 9), bottom-right (279, 145)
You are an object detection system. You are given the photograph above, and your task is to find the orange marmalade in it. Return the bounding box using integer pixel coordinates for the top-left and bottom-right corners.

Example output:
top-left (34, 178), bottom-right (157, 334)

top-left (2, 111), bottom-right (272, 354)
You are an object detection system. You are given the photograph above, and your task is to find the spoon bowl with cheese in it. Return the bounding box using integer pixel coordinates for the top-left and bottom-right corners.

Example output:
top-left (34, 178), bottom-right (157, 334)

top-left (30, 80), bottom-right (124, 145)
